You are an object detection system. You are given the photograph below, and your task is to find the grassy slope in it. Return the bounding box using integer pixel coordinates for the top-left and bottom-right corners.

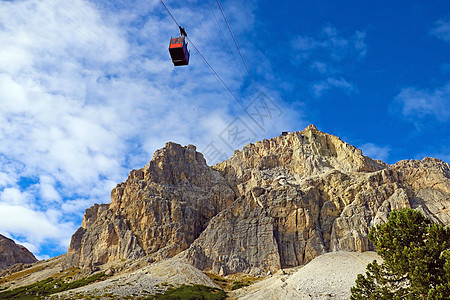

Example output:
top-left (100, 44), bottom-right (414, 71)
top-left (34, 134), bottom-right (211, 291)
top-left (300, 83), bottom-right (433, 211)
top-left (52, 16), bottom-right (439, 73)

top-left (0, 272), bottom-right (107, 299)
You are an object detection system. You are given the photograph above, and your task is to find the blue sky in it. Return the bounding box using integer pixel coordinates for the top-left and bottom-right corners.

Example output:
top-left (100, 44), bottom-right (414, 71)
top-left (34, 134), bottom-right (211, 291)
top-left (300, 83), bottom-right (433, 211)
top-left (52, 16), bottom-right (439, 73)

top-left (0, 0), bottom-right (449, 259)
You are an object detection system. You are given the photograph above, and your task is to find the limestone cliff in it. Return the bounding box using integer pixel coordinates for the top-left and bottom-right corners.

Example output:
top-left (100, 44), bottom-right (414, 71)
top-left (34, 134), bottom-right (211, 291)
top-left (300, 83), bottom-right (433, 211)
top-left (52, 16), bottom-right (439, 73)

top-left (183, 126), bottom-right (450, 275)
top-left (63, 125), bottom-right (450, 276)
top-left (0, 234), bottom-right (37, 269)
top-left (63, 143), bottom-right (235, 269)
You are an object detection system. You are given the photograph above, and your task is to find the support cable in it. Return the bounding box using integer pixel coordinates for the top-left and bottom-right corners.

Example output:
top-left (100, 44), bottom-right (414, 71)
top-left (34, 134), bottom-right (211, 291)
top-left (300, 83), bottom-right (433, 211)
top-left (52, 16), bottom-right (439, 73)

top-left (159, 0), bottom-right (264, 130)
top-left (206, 0), bottom-right (242, 72)
top-left (160, 0), bottom-right (180, 27)
top-left (215, 0), bottom-right (275, 131)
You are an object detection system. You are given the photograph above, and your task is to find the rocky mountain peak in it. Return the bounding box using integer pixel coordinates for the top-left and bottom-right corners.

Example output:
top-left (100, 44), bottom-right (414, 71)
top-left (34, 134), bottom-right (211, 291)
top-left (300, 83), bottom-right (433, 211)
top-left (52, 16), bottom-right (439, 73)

top-left (214, 125), bottom-right (386, 196)
top-left (62, 127), bottom-right (449, 277)
top-left (64, 142), bottom-right (235, 269)
top-left (183, 126), bottom-right (449, 275)
top-left (144, 142), bottom-right (206, 185)
top-left (0, 234), bottom-right (37, 270)
top-left (303, 123), bottom-right (319, 132)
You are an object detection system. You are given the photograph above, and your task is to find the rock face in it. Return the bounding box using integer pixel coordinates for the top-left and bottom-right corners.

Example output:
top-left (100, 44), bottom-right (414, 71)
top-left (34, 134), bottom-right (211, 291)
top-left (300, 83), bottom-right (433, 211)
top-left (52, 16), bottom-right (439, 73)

top-left (64, 125), bottom-right (450, 275)
top-left (63, 143), bottom-right (235, 269)
top-left (184, 126), bottom-right (450, 275)
top-left (0, 234), bottom-right (37, 269)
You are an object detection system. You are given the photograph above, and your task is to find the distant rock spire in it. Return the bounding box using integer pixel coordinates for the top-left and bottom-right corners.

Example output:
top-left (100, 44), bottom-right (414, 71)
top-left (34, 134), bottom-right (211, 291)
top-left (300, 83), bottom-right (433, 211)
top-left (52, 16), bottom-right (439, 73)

top-left (304, 124), bottom-right (319, 132)
top-left (0, 234), bottom-right (37, 270)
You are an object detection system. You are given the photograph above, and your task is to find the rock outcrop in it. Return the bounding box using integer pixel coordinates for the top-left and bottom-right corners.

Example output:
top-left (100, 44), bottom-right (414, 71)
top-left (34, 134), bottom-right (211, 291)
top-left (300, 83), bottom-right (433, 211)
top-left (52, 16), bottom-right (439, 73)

top-left (63, 143), bottom-right (235, 269)
top-left (63, 125), bottom-right (450, 276)
top-left (0, 234), bottom-right (37, 269)
top-left (183, 126), bottom-right (450, 275)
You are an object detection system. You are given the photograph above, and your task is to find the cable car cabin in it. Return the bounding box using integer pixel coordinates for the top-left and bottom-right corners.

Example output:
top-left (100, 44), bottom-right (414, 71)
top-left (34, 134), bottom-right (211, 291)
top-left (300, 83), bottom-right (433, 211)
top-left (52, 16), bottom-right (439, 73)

top-left (169, 36), bottom-right (190, 66)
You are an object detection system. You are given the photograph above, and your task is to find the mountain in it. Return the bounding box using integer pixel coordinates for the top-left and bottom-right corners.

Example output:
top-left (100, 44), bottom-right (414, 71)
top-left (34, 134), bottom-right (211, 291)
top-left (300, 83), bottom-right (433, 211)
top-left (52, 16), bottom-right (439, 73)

top-left (63, 142), bottom-right (235, 269)
top-left (184, 125), bottom-right (449, 275)
top-left (3, 125), bottom-right (448, 299)
top-left (0, 234), bottom-right (37, 270)
top-left (63, 125), bottom-right (450, 276)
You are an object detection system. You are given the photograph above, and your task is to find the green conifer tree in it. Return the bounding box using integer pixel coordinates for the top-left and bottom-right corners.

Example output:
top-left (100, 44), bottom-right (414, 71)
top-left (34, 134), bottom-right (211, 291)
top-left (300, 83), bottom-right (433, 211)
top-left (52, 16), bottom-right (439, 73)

top-left (351, 208), bottom-right (450, 300)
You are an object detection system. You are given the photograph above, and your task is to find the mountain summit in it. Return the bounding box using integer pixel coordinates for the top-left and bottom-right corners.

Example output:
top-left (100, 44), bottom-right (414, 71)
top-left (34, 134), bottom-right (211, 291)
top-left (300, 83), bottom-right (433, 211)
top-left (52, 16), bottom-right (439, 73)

top-left (63, 142), bottom-right (235, 269)
top-left (0, 234), bottom-right (37, 270)
top-left (62, 125), bottom-right (450, 276)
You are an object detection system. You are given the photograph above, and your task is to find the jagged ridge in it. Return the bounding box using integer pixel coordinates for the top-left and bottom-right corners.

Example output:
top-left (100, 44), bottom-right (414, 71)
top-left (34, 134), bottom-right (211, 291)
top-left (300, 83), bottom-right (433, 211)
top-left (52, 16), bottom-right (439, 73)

top-left (63, 125), bottom-right (450, 276)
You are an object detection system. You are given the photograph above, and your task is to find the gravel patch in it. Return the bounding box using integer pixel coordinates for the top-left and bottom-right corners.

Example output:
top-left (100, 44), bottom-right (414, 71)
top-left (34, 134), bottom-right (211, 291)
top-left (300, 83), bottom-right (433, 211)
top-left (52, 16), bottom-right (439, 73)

top-left (230, 251), bottom-right (381, 300)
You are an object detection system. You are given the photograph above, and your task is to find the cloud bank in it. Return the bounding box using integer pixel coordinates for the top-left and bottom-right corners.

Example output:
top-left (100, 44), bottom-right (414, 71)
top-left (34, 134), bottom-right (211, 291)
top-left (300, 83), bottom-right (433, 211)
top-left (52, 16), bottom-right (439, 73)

top-left (394, 84), bottom-right (450, 123)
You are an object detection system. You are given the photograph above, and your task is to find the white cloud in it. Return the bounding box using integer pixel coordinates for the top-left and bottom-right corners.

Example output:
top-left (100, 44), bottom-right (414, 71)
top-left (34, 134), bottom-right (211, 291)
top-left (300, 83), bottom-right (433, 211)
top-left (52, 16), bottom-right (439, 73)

top-left (0, 157), bottom-right (23, 187)
top-left (312, 77), bottom-right (357, 97)
top-left (359, 143), bottom-right (391, 162)
top-left (353, 31), bottom-right (367, 57)
top-left (394, 84), bottom-right (450, 122)
top-left (310, 61), bottom-right (336, 74)
top-left (0, 188), bottom-right (34, 207)
top-left (39, 176), bottom-right (61, 203)
top-left (292, 36), bottom-right (319, 52)
top-left (0, 203), bottom-right (75, 252)
top-left (291, 25), bottom-right (367, 62)
top-left (291, 25), bottom-right (366, 97)
top-left (430, 17), bottom-right (450, 42)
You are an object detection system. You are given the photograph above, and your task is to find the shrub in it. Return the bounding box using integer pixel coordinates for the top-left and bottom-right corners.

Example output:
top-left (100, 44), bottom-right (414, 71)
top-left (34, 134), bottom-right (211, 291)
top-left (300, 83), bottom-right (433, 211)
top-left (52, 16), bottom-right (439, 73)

top-left (351, 208), bottom-right (450, 299)
top-left (231, 281), bottom-right (248, 290)
top-left (147, 284), bottom-right (227, 300)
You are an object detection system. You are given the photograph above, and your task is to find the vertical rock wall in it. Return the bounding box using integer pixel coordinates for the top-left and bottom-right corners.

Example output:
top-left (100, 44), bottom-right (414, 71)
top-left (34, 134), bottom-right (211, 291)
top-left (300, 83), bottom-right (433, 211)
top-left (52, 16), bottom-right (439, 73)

top-left (63, 125), bottom-right (450, 275)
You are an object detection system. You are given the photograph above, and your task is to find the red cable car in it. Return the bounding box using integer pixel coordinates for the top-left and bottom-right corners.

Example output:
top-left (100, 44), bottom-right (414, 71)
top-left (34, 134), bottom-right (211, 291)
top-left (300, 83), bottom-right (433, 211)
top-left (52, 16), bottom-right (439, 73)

top-left (169, 36), bottom-right (190, 66)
